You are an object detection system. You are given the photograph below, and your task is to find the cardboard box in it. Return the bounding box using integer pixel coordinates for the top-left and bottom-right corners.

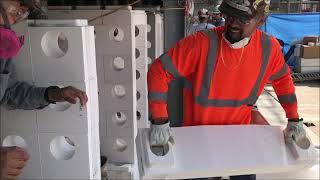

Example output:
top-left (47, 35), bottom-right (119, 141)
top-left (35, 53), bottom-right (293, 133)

top-left (302, 36), bottom-right (320, 45)
top-left (300, 45), bottom-right (320, 59)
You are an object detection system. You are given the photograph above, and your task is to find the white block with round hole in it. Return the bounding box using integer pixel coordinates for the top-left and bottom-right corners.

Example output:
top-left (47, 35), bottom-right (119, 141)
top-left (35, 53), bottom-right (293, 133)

top-left (103, 55), bottom-right (135, 83)
top-left (133, 11), bottom-right (147, 47)
top-left (135, 45), bottom-right (149, 129)
top-left (39, 133), bottom-right (99, 179)
top-left (100, 136), bottom-right (135, 164)
top-left (0, 132), bottom-right (42, 179)
top-left (133, 11), bottom-right (149, 129)
top-left (147, 13), bottom-right (164, 61)
top-left (140, 129), bottom-right (174, 169)
top-left (139, 125), bottom-right (319, 180)
top-left (28, 26), bottom-right (93, 82)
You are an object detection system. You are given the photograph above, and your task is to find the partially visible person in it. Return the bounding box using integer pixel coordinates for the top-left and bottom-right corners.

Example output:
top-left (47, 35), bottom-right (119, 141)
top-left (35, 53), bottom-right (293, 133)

top-left (0, 0), bottom-right (88, 179)
top-left (189, 8), bottom-right (215, 34)
top-left (0, 147), bottom-right (29, 180)
top-left (148, 0), bottom-right (307, 179)
top-left (211, 6), bottom-right (225, 27)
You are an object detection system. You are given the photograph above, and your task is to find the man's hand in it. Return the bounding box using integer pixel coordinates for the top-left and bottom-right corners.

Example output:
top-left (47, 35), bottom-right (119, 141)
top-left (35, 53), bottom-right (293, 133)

top-left (0, 147), bottom-right (29, 180)
top-left (47, 86), bottom-right (88, 106)
top-left (284, 119), bottom-right (307, 144)
top-left (149, 119), bottom-right (174, 147)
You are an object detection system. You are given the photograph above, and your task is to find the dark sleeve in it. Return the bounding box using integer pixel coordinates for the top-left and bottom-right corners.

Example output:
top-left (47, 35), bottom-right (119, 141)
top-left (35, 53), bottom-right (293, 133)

top-left (0, 59), bottom-right (49, 110)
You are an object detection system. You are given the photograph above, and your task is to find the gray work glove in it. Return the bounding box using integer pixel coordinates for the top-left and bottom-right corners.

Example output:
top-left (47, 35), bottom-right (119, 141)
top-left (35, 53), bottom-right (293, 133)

top-left (284, 119), bottom-right (307, 144)
top-left (149, 121), bottom-right (174, 147)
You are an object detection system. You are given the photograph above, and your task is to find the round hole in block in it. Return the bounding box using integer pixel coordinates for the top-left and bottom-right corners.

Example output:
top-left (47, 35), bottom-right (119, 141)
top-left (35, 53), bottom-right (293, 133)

top-left (147, 24), bottom-right (151, 33)
top-left (2, 135), bottom-right (27, 149)
top-left (41, 31), bottom-right (68, 58)
top-left (137, 111), bottom-right (141, 120)
top-left (49, 102), bottom-right (72, 111)
top-left (135, 26), bottom-right (139, 37)
top-left (113, 57), bottom-right (125, 71)
top-left (114, 112), bottom-right (127, 126)
top-left (135, 48), bottom-right (140, 59)
top-left (136, 70), bottom-right (140, 80)
top-left (109, 27), bottom-right (124, 42)
top-left (150, 143), bottom-right (170, 156)
top-left (115, 138), bottom-right (127, 152)
top-left (50, 136), bottom-right (76, 160)
top-left (112, 85), bottom-right (126, 98)
top-left (136, 91), bottom-right (141, 100)
top-left (147, 41), bottom-right (151, 48)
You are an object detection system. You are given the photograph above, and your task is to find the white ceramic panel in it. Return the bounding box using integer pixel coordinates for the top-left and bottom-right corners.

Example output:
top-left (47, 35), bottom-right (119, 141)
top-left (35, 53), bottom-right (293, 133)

top-left (100, 136), bottom-right (135, 164)
top-left (11, 21), bottom-right (34, 81)
top-left (1, 108), bottom-right (37, 134)
top-left (39, 133), bottom-right (93, 179)
top-left (29, 26), bottom-right (87, 82)
top-left (140, 125), bottom-right (319, 179)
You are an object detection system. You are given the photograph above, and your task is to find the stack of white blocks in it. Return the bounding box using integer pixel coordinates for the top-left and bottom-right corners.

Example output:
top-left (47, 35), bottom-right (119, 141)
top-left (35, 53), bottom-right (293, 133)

top-left (0, 20), bottom-right (101, 179)
top-left (133, 10), bottom-right (149, 129)
top-left (48, 8), bottom-right (149, 166)
top-left (94, 10), bottom-right (137, 164)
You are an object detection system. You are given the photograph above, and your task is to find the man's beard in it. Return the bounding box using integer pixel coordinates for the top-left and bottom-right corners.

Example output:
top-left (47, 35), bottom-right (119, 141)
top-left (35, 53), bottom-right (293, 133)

top-left (225, 27), bottom-right (243, 44)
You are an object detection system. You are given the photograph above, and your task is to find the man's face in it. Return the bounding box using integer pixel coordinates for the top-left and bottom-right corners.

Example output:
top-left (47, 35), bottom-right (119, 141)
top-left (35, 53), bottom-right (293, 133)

top-left (0, 0), bottom-right (29, 26)
top-left (224, 13), bottom-right (263, 44)
top-left (212, 13), bottom-right (221, 21)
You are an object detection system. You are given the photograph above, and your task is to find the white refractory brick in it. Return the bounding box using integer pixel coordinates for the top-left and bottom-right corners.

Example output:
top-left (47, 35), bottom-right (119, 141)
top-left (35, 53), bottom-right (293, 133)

top-left (11, 21), bottom-right (34, 82)
top-left (139, 125), bottom-right (319, 180)
top-left (28, 26), bottom-right (96, 82)
top-left (47, 9), bottom-right (138, 164)
top-left (133, 11), bottom-right (147, 47)
top-left (1, 108), bottom-right (37, 134)
top-left (147, 13), bottom-right (164, 60)
top-left (1, 20), bottom-right (101, 180)
top-left (100, 136), bottom-right (135, 164)
top-left (135, 27), bottom-right (149, 129)
top-left (39, 133), bottom-right (94, 179)
top-left (103, 55), bottom-right (134, 83)
top-left (139, 129), bottom-right (174, 169)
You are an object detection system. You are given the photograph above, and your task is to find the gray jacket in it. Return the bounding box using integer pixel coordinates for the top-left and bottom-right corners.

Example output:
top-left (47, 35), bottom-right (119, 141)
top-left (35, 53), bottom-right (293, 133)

top-left (0, 58), bottom-right (49, 110)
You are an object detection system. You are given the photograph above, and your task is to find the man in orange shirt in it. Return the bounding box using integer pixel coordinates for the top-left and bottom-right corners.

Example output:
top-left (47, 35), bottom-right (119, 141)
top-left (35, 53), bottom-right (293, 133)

top-left (148, 0), bottom-right (306, 179)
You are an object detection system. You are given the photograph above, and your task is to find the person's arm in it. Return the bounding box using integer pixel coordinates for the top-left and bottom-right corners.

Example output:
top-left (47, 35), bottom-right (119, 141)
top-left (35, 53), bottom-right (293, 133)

top-left (0, 59), bottom-right (49, 109)
top-left (0, 59), bottom-right (88, 109)
top-left (148, 32), bottom-right (204, 122)
top-left (268, 38), bottom-right (298, 119)
top-left (268, 38), bottom-right (308, 144)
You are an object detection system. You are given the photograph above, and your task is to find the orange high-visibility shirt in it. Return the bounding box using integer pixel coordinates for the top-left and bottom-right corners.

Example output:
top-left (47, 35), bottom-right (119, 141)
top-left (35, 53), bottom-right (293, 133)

top-left (148, 26), bottom-right (298, 126)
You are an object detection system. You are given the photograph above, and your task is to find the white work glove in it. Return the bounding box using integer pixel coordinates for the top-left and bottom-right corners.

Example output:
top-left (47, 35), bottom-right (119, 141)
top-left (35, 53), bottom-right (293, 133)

top-left (284, 119), bottom-right (307, 144)
top-left (149, 121), bottom-right (174, 147)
